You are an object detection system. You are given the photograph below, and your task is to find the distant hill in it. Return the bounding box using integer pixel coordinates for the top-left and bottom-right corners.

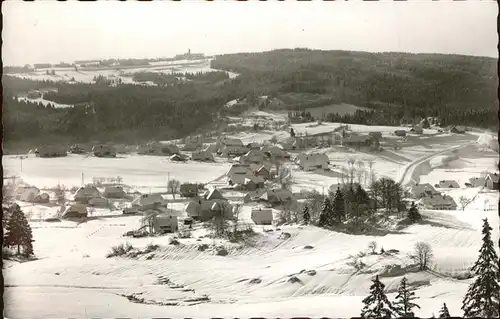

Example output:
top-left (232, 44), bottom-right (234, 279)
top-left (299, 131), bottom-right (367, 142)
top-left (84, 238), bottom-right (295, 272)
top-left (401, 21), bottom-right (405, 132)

top-left (211, 48), bottom-right (497, 112)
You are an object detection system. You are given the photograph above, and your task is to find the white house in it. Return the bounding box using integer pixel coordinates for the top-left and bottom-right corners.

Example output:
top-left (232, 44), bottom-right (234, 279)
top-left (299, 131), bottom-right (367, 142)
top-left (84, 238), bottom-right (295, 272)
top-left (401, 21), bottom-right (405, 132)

top-left (132, 193), bottom-right (166, 210)
top-left (419, 195), bottom-right (458, 210)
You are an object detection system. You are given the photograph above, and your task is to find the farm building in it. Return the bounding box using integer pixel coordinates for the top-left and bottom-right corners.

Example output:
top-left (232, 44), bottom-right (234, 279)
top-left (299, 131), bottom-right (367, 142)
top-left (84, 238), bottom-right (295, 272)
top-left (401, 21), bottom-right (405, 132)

top-left (407, 183), bottom-right (439, 199)
top-left (69, 144), bottom-right (87, 154)
top-left (246, 142), bottom-right (262, 150)
top-left (228, 173), bottom-right (257, 186)
top-left (103, 186), bottom-right (127, 198)
top-left (137, 142), bottom-right (180, 156)
top-left (62, 204), bottom-right (88, 219)
top-left (485, 173), bottom-right (499, 190)
top-left (16, 186), bottom-right (41, 202)
top-left (469, 177), bottom-right (486, 188)
top-left (204, 144), bottom-right (218, 154)
top-left (240, 150), bottom-right (266, 164)
top-left (185, 199), bottom-right (233, 221)
top-left (222, 138), bottom-right (244, 147)
top-left (35, 145), bottom-right (67, 158)
top-left (410, 126), bottom-right (423, 134)
top-left (343, 134), bottom-right (373, 149)
top-left (251, 208), bottom-right (273, 225)
top-left (279, 138), bottom-right (296, 151)
top-left (243, 176), bottom-right (265, 191)
top-left (203, 188), bottom-right (226, 201)
top-left (132, 193), bottom-right (166, 210)
top-left (191, 150), bottom-right (214, 162)
top-left (88, 197), bottom-right (109, 208)
top-left (436, 180), bottom-right (460, 189)
top-left (296, 153), bottom-right (329, 171)
top-left (221, 145), bottom-right (248, 157)
top-left (394, 130), bottom-right (407, 137)
top-left (74, 185), bottom-right (102, 204)
top-left (33, 193), bottom-right (50, 204)
top-left (259, 189), bottom-right (294, 205)
top-left (227, 164), bottom-right (252, 180)
top-left (293, 137), bottom-right (319, 150)
top-left (170, 154), bottom-right (188, 162)
top-left (261, 145), bottom-right (289, 159)
top-left (180, 183), bottom-right (199, 197)
top-left (450, 126), bottom-right (466, 134)
top-left (243, 189), bottom-right (267, 203)
top-left (182, 141), bottom-right (203, 151)
top-left (144, 213), bottom-right (178, 234)
top-left (92, 144), bottom-right (116, 158)
top-left (255, 165), bottom-right (271, 180)
top-left (419, 195), bottom-right (458, 210)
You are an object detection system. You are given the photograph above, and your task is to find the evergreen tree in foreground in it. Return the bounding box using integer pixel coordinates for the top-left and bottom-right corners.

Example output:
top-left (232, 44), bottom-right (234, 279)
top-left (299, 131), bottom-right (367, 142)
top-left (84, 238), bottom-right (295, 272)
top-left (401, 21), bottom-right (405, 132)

top-left (4, 205), bottom-right (34, 256)
top-left (331, 187), bottom-right (346, 224)
top-left (393, 276), bottom-right (420, 317)
top-left (438, 302), bottom-right (451, 318)
top-left (407, 201), bottom-right (422, 223)
top-left (302, 206), bottom-right (310, 225)
top-left (318, 197), bottom-right (332, 227)
top-left (461, 218), bottom-right (500, 318)
top-left (361, 275), bottom-right (396, 318)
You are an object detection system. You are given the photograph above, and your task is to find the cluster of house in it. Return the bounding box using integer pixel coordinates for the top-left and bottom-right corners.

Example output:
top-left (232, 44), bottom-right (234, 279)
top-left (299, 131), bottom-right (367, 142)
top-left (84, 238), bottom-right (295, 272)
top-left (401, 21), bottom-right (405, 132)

top-left (61, 184), bottom-right (128, 219)
top-left (407, 173), bottom-right (498, 210)
top-left (407, 183), bottom-right (458, 210)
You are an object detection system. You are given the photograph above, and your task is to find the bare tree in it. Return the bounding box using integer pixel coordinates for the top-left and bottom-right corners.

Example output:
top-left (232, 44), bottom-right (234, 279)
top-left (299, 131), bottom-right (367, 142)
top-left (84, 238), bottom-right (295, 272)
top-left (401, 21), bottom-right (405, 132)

top-left (368, 241), bottom-right (378, 254)
top-left (54, 184), bottom-right (67, 206)
top-left (409, 242), bottom-right (434, 271)
top-left (167, 179), bottom-right (181, 200)
top-left (356, 161), bottom-right (366, 185)
top-left (459, 196), bottom-right (470, 211)
top-left (277, 166), bottom-right (293, 190)
top-left (270, 135), bottom-right (278, 144)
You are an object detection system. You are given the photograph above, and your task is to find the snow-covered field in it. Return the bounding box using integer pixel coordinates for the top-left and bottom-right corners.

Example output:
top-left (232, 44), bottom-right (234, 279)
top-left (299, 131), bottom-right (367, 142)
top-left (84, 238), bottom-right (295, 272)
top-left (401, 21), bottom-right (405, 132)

top-left (6, 59), bottom-right (238, 85)
top-left (3, 116), bottom-right (499, 319)
top-left (3, 154), bottom-right (230, 191)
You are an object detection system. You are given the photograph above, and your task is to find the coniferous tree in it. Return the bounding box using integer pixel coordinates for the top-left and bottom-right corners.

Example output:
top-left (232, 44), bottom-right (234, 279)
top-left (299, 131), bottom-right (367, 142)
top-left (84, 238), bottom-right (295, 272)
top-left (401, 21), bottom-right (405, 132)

top-left (461, 218), bottom-right (500, 318)
top-left (302, 206), bottom-right (310, 225)
top-left (318, 197), bottom-right (332, 227)
top-left (361, 275), bottom-right (396, 318)
top-left (393, 277), bottom-right (420, 317)
top-left (331, 188), bottom-right (345, 224)
top-left (438, 303), bottom-right (451, 318)
top-left (407, 201), bottom-right (422, 223)
top-left (4, 205), bottom-right (33, 256)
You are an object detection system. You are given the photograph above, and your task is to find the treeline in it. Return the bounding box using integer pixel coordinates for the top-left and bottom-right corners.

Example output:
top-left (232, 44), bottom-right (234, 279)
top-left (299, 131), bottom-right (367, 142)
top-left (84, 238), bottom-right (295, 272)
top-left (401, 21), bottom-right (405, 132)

top-left (212, 49), bottom-right (497, 128)
top-left (2, 75), bottom-right (242, 151)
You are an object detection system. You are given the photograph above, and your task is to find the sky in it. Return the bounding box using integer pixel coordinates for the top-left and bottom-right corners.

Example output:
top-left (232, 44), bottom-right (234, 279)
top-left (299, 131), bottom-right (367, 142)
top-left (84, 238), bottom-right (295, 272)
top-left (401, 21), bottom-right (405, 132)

top-left (2, 0), bottom-right (498, 66)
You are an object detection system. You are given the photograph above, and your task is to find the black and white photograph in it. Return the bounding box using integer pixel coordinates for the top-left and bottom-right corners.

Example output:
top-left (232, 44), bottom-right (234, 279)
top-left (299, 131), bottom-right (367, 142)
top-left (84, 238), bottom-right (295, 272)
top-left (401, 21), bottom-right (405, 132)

top-left (2, 1), bottom-right (499, 318)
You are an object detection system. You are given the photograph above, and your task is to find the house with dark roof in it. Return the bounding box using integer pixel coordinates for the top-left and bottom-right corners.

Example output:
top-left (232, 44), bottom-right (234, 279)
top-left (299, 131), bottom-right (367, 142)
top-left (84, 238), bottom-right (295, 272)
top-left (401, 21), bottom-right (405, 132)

top-left (408, 183), bottom-right (439, 199)
top-left (436, 180), bottom-right (460, 189)
top-left (450, 126), bottom-right (466, 134)
top-left (419, 194), bottom-right (458, 210)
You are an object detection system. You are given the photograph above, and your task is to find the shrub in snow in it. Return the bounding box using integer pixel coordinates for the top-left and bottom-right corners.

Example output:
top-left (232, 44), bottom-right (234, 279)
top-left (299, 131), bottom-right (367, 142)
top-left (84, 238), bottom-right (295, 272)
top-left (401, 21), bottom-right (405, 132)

top-left (380, 247), bottom-right (385, 254)
top-left (178, 231), bottom-right (191, 239)
top-left (303, 245), bottom-right (314, 249)
top-left (249, 278), bottom-right (262, 284)
top-left (386, 249), bottom-right (399, 255)
top-left (278, 232), bottom-right (291, 240)
top-left (145, 243), bottom-right (159, 253)
top-left (215, 246), bottom-right (228, 256)
top-left (197, 244), bottom-right (209, 251)
top-left (146, 254), bottom-right (154, 260)
top-left (306, 270), bottom-right (317, 276)
top-left (168, 238), bottom-right (180, 246)
top-left (106, 242), bottom-right (134, 258)
top-left (288, 276), bottom-right (301, 284)
top-left (408, 242), bottom-right (434, 271)
top-left (368, 241), bottom-right (378, 254)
